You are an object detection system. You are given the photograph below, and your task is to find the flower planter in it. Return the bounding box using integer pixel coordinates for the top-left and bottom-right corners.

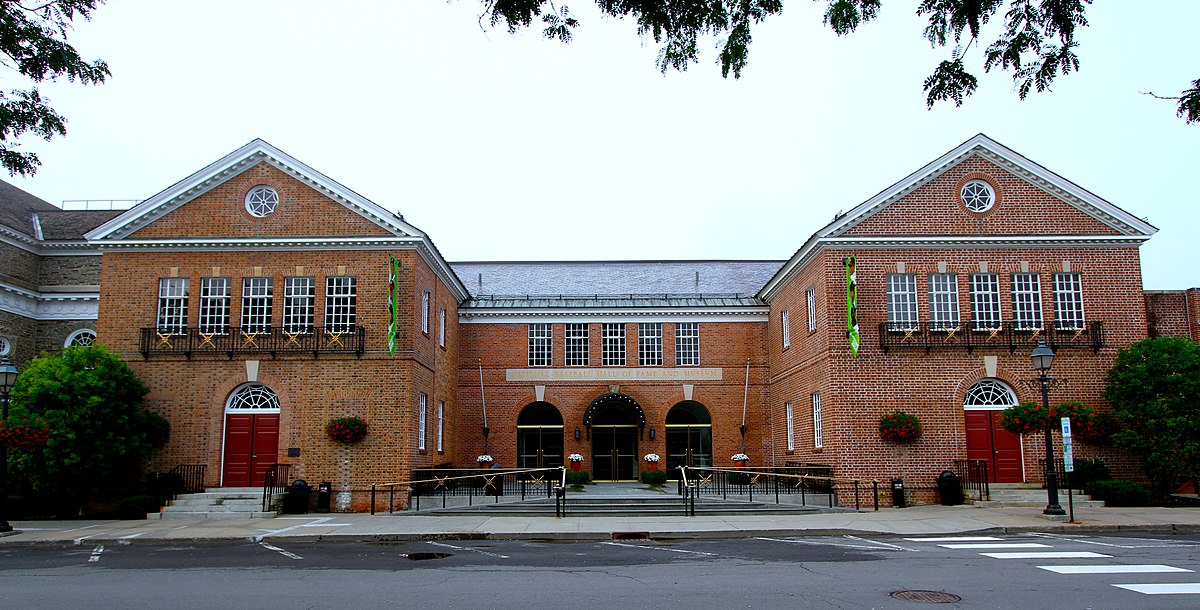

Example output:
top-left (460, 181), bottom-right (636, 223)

top-left (733, 459), bottom-right (748, 468)
top-left (645, 461), bottom-right (658, 471)
top-left (570, 461), bottom-right (581, 472)
top-left (478, 461), bottom-right (492, 469)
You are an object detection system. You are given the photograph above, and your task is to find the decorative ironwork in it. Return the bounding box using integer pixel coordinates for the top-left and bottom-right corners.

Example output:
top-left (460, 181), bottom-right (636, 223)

top-left (370, 467), bottom-right (563, 514)
top-left (679, 465), bottom-right (876, 511)
top-left (952, 459), bottom-right (990, 501)
top-left (879, 320), bottom-right (1104, 354)
top-left (141, 326), bottom-right (365, 359)
top-left (170, 464), bottom-right (207, 494)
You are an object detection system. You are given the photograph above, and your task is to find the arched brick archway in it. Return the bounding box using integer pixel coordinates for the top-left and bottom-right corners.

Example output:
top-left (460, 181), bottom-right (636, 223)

top-left (963, 379), bottom-right (1024, 483)
top-left (516, 401), bottom-right (564, 468)
top-left (221, 383), bottom-right (281, 487)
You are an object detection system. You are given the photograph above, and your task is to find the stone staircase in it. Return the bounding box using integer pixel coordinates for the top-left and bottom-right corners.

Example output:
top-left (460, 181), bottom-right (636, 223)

top-left (149, 487), bottom-right (278, 520)
top-left (971, 483), bottom-right (1105, 509)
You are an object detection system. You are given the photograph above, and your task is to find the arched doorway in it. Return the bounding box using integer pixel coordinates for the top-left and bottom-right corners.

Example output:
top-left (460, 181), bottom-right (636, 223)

top-left (584, 393), bottom-right (645, 481)
top-left (665, 401), bottom-right (713, 478)
top-left (963, 379), bottom-right (1024, 483)
top-left (517, 402), bottom-right (564, 468)
top-left (222, 383), bottom-right (281, 487)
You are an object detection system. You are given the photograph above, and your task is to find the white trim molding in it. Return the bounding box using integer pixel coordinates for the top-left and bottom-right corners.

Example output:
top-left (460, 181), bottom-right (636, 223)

top-left (0, 283), bottom-right (98, 320)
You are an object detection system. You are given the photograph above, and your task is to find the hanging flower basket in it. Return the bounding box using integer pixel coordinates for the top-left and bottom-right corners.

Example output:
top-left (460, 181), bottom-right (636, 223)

top-left (1074, 411), bottom-right (1117, 445)
top-left (878, 411), bottom-right (921, 444)
top-left (997, 402), bottom-right (1051, 436)
top-left (568, 453), bottom-right (584, 471)
top-left (325, 416), bottom-right (368, 444)
top-left (0, 416), bottom-right (50, 451)
top-left (644, 453), bottom-right (660, 470)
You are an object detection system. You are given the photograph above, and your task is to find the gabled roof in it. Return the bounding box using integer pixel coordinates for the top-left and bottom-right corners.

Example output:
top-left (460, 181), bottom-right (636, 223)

top-left (85, 139), bottom-right (426, 241)
top-left (0, 179), bottom-right (59, 238)
top-left (759, 134), bottom-right (1158, 300)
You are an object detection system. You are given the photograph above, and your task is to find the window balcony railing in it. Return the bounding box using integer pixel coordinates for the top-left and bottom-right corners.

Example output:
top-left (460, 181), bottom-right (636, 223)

top-left (878, 320), bottom-right (1103, 354)
top-left (140, 326), bottom-right (366, 359)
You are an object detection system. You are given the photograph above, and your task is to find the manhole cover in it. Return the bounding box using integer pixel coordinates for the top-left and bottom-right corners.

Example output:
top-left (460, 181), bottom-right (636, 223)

top-left (402, 552), bottom-right (452, 561)
top-left (889, 590), bottom-right (962, 604)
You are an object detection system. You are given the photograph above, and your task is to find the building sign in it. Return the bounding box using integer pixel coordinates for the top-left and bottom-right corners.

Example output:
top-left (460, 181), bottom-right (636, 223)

top-left (845, 255), bottom-right (860, 356)
top-left (387, 255), bottom-right (401, 357)
top-left (506, 368), bottom-right (724, 382)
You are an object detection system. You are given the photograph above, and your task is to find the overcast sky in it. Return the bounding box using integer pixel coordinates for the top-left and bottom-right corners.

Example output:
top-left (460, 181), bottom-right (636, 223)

top-left (7, 1), bottom-right (1197, 290)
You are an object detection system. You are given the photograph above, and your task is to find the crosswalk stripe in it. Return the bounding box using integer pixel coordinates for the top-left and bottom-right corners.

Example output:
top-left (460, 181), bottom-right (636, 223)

top-left (940, 543), bottom-right (1050, 549)
top-left (903, 536), bottom-right (1004, 542)
top-left (1039, 565), bottom-right (1193, 574)
top-left (1113, 583), bottom-right (1200, 595)
top-left (983, 551), bottom-right (1111, 559)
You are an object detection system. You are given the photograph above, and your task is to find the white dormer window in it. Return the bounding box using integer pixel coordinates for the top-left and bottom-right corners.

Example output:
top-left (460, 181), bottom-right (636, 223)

top-left (245, 186), bottom-right (279, 217)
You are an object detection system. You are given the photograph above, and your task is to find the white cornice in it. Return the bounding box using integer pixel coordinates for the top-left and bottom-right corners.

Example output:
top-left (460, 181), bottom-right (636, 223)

top-left (0, 283), bottom-right (98, 320)
top-left (459, 307), bottom-right (769, 324)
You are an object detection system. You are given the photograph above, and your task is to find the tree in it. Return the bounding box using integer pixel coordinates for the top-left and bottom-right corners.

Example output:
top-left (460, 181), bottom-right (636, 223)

top-left (480, 1), bottom-right (1199, 124)
top-left (0, 0), bottom-right (109, 177)
top-left (1103, 337), bottom-right (1200, 502)
top-left (7, 346), bottom-right (161, 512)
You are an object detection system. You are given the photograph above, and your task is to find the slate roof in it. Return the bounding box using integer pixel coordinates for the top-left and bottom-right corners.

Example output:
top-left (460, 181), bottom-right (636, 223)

top-left (37, 210), bottom-right (123, 240)
top-left (452, 260), bottom-right (783, 307)
top-left (0, 179), bottom-right (59, 236)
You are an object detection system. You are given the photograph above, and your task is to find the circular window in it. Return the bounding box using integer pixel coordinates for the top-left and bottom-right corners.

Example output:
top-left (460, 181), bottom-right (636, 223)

top-left (0, 336), bottom-right (11, 357)
top-left (66, 329), bottom-right (97, 348)
top-left (961, 180), bottom-right (995, 213)
top-left (245, 186), bottom-right (279, 217)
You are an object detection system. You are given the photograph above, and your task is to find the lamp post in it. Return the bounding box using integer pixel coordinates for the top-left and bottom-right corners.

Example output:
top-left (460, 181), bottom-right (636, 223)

top-left (0, 356), bottom-right (20, 532)
top-left (1030, 342), bottom-right (1065, 516)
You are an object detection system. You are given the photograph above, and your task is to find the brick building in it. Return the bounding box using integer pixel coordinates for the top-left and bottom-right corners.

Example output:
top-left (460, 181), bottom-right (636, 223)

top-left (0, 134), bottom-right (1193, 508)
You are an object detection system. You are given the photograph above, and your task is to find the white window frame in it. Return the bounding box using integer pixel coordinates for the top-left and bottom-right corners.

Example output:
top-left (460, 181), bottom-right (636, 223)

top-left (806, 286), bottom-right (817, 332)
top-left (812, 392), bottom-right (823, 449)
top-left (785, 401), bottom-right (795, 451)
top-left (1011, 273), bottom-right (1043, 330)
top-left (65, 329), bottom-right (97, 348)
top-left (565, 323), bottom-right (589, 367)
top-left (887, 274), bottom-right (919, 331)
top-left (638, 323), bottom-right (663, 366)
top-left (241, 277), bottom-right (274, 333)
top-left (439, 307), bottom-right (446, 347)
top-left (528, 323), bottom-right (552, 367)
top-left (675, 322), bottom-right (700, 366)
top-left (156, 278), bottom-right (189, 334)
top-left (928, 273), bottom-right (960, 330)
top-left (602, 323), bottom-right (625, 366)
top-left (969, 273), bottom-right (1002, 331)
top-left (418, 392), bottom-right (427, 451)
top-left (1053, 273), bottom-right (1085, 330)
top-left (324, 276), bottom-right (357, 333)
top-left (283, 276), bottom-right (315, 334)
top-left (421, 289), bottom-right (430, 334)
top-left (199, 277), bottom-right (231, 335)
top-left (781, 309), bottom-right (791, 349)
top-left (437, 399), bottom-right (445, 453)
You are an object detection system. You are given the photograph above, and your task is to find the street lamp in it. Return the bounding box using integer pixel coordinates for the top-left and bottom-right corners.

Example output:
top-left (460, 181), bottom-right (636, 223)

top-left (0, 355), bottom-right (19, 533)
top-left (1030, 342), bottom-right (1065, 516)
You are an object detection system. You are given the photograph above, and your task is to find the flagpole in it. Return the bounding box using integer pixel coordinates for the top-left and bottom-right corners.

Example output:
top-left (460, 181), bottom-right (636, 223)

top-left (478, 359), bottom-right (489, 454)
top-left (740, 359), bottom-right (749, 453)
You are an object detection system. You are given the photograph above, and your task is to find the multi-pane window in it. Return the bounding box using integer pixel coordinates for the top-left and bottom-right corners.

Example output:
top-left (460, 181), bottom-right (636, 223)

top-left (785, 401), bottom-right (795, 451)
top-left (675, 322), bottom-right (699, 366)
top-left (887, 274), bottom-right (918, 330)
top-left (241, 277), bottom-right (274, 333)
top-left (638, 323), bottom-right (663, 366)
top-left (1053, 273), bottom-right (1085, 330)
top-left (324, 276), bottom-right (357, 332)
top-left (421, 290), bottom-right (430, 333)
top-left (928, 273), bottom-right (960, 330)
top-left (781, 309), bottom-right (791, 349)
top-left (1011, 273), bottom-right (1043, 330)
top-left (565, 323), bottom-right (589, 367)
top-left (970, 273), bottom-right (1003, 331)
top-left (602, 323), bottom-right (625, 366)
top-left (418, 392), bottom-right (427, 451)
top-left (806, 286), bottom-right (817, 332)
top-left (156, 278), bottom-right (189, 334)
top-left (439, 307), bottom-right (446, 347)
top-left (198, 277), bottom-right (230, 334)
top-left (812, 392), bottom-right (823, 449)
top-left (528, 324), bottom-right (552, 366)
top-left (283, 277), bottom-right (315, 334)
top-left (436, 399), bottom-right (444, 453)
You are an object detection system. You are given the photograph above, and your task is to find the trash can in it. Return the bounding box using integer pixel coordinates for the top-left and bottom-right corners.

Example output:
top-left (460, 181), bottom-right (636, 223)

top-left (283, 479), bottom-right (310, 514)
top-left (937, 470), bottom-right (963, 506)
top-left (891, 477), bottom-right (906, 508)
top-left (316, 481), bottom-right (332, 512)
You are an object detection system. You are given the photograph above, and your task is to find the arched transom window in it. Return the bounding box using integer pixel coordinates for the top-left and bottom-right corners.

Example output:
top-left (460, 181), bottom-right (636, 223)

top-left (963, 379), bottom-right (1017, 410)
top-left (226, 384), bottom-right (281, 412)
top-left (66, 329), bottom-right (96, 348)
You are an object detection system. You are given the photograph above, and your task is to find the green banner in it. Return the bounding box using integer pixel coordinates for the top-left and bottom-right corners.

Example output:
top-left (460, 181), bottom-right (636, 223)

top-left (387, 256), bottom-right (401, 356)
top-left (845, 255), bottom-right (859, 356)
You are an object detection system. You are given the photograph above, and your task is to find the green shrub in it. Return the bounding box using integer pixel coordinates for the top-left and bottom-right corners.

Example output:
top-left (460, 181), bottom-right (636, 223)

top-left (1067, 457), bottom-right (1111, 492)
top-left (565, 470), bottom-right (591, 485)
top-left (1089, 479), bottom-right (1153, 507)
top-left (116, 495), bottom-right (162, 519)
top-left (640, 470), bottom-right (667, 485)
top-left (145, 472), bottom-right (185, 502)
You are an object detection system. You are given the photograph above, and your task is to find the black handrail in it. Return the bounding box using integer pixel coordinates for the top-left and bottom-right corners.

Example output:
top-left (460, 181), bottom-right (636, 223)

top-left (140, 326), bottom-right (366, 358)
top-left (953, 459), bottom-right (990, 501)
top-left (261, 464), bottom-right (291, 512)
top-left (170, 464), bottom-right (207, 494)
top-left (679, 466), bottom-right (878, 512)
top-left (879, 320), bottom-right (1104, 354)
top-left (369, 467), bottom-right (563, 514)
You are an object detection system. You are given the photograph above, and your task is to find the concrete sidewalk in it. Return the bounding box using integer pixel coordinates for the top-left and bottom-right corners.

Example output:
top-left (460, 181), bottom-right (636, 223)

top-left (5, 503), bottom-right (1200, 545)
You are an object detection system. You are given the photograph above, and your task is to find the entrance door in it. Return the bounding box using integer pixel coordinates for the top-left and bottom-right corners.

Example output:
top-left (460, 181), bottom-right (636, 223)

top-left (222, 413), bottom-right (279, 487)
top-left (592, 426), bottom-right (638, 481)
top-left (516, 402), bottom-right (564, 468)
top-left (965, 410), bottom-right (1023, 483)
top-left (664, 401), bottom-right (713, 479)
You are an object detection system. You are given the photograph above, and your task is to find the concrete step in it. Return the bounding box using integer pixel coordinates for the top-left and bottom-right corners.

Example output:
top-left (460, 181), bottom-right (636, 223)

top-left (149, 510), bottom-right (277, 520)
top-left (147, 487), bottom-right (278, 520)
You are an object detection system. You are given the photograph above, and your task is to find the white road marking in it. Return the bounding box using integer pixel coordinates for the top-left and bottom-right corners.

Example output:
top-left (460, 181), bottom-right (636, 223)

top-left (940, 543), bottom-right (1051, 549)
top-left (427, 541), bottom-right (510, 558)
top-left (1113, 583), bottom-right (1200, 595)
top-left (904, 536), bottom-right (1003, 542)
top-left (88, 546), bottom-right (104, 563)
top-left (118, 533), bottom-right (147, 545)
top-left (300, 522), bottom-right (352, 527)
top-left (258, 541), bottom-right (303, 560)
top-left (1040, 564), bottom-right (1193, 574)
top-left (253, 516), bottom-right (333, 541)
top-left (64, 525), bottom-right (102, 533)
top-left (1028, 533), bottom-right (1200, 549)
top-left (754, 537), bottom-right (902, 551)
top-left (602, 542), bottom-right (719, 557)
top-left (983, 551), bottom-right (1111, 559)
top-left (843, 535), bottom-right (919, 552)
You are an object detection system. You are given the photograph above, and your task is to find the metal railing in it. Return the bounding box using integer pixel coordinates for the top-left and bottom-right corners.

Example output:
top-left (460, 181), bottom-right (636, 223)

top-left (170, 464), bottom-right (207, 494)
top-left (370, 467), bottom-right (565, 514)
top-left (879, 320), bottom-right (1104, 354)
top-left (261, 464), bottom-right (292, 512)
top-left (679, 466), bottom-right (878, 512)
top-left (140, 326), bottom-right (366, 359)
top-left (953, 459), bottom-right (990, 501)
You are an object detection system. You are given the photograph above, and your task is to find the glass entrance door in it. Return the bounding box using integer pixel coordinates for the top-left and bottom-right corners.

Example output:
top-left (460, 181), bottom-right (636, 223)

top-left (517, 426), bottom-right (564, 468)
top-left (665, 425), bottom-right (712, 479)
top-left (592, 426), bottom-right (638, 481)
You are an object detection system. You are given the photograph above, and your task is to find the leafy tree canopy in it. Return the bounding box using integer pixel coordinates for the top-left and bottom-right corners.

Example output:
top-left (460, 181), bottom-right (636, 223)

top-left (1103, 337), bottom-right (1200, 501)
top-left (7, 346), bottom-right (159, 510)
top-left (0, 0), bottom-right (109, 177)
top-left (480, 0), bottom-right (1199, 123)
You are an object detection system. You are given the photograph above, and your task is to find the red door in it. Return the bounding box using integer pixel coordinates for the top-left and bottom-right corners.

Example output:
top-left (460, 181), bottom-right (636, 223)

top-left (965, 410), bottom-right (1023, 483)
top-left (223, 413), bottom-right (280, 487)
